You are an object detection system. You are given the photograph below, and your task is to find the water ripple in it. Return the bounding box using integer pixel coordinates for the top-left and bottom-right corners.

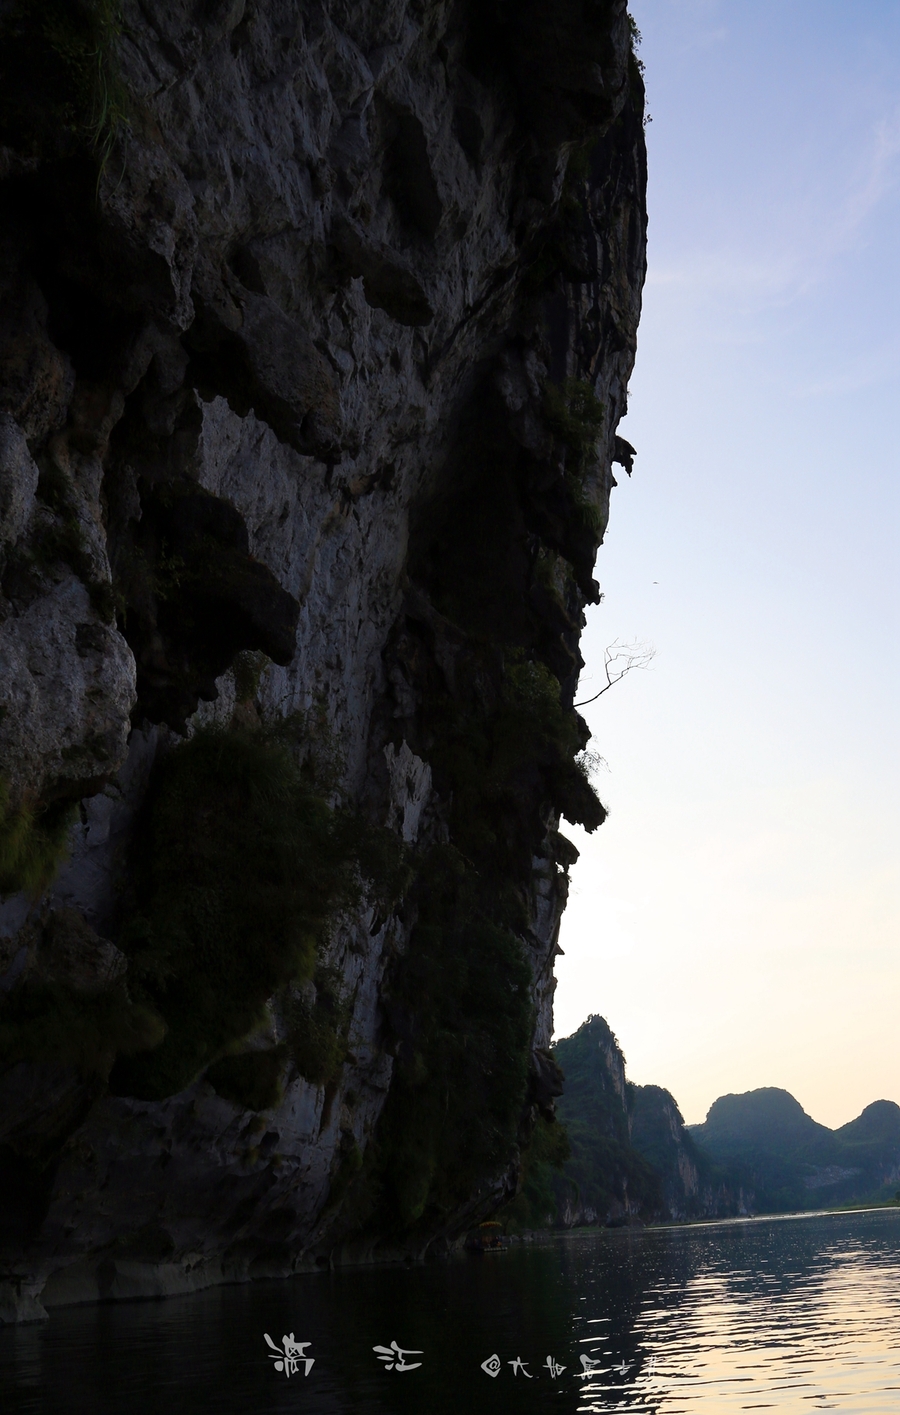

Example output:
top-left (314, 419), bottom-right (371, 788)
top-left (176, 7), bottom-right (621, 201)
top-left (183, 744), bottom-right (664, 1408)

top-left (3, 1209), bottom-right (900, 1413)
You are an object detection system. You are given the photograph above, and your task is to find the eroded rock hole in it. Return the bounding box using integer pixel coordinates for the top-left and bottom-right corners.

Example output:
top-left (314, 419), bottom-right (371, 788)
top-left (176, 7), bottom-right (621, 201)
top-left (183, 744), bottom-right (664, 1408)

top-left (384, 113), bottom-right (443, 241)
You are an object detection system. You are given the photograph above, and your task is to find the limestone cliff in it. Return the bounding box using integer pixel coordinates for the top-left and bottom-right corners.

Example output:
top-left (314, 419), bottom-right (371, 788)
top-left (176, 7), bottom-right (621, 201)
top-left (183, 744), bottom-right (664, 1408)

top-left (543, 1017), bottom-right (751, 1227)
top-left (629, 1083), bottom-right (754, 1221)
top-left (551, 1014), bottom-right (660, 1226)
top-left (0, 0), bottom-right (646, 1320)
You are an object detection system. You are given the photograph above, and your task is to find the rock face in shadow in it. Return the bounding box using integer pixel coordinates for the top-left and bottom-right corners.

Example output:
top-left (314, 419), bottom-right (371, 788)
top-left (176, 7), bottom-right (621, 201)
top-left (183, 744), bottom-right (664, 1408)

top-left (628, 1084), bottom-right (756, 1221)
top-left (0, 0), bottom-right (647, 1318)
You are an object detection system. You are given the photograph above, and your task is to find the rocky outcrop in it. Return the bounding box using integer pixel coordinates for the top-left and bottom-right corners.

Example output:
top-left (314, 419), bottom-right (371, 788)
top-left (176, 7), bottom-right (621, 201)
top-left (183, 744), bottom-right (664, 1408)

top-left (629, 1085), bottom-right (704, 1220)
top-left (0, 0), bottom-right (647, 1318)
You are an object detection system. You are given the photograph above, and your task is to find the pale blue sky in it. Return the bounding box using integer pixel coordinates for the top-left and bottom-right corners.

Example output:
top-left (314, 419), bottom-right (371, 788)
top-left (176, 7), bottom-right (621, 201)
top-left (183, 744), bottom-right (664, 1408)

top-left (554, 0), bottom-right (900, 1128)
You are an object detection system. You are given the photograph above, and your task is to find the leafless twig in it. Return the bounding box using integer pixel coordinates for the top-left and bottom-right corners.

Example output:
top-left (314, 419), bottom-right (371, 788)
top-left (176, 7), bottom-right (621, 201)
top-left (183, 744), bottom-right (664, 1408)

top-left (574, 639), bottom-right (655, 708)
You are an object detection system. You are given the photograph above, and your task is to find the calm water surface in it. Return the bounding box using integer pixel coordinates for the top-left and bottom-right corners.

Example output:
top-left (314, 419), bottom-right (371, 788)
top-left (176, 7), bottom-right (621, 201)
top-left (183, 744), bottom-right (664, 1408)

top-left (4, 1209), bottom-right (900, 1414)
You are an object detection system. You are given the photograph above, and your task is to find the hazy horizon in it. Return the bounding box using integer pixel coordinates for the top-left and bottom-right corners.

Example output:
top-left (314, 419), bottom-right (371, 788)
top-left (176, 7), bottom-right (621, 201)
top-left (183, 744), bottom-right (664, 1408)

top-left (553, 0), bottom-right (900, 1131)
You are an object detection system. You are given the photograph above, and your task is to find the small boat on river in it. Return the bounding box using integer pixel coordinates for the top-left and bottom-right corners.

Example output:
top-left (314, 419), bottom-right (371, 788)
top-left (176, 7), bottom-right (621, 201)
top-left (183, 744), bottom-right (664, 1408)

top-left (464, 1222), bottom-right (507, 1253)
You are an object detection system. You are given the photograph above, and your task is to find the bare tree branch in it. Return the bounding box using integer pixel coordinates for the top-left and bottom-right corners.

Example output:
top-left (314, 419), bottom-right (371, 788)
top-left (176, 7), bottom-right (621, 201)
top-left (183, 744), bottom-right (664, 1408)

top-left (574, 639), bottom-right (655, 708)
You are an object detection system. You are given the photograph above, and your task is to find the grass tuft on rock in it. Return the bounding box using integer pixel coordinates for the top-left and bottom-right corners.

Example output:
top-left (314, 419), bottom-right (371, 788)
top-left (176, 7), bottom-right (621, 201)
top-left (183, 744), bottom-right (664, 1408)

top-left (0, 980), bottom-right (164, 1079)
top-left (0, 0), bottom-right (128, 168)
top-left (284, 965), bottom-right (354, 1088)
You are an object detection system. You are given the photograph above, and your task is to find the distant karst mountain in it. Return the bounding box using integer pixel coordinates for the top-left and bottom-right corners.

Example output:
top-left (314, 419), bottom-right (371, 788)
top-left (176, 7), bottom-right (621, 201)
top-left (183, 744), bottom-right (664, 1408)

top-left (694, 1087), bottom-right (832, 1156)
top-left (513, 1020), bottom-right (900, 1229)
top-left (689, 1088), bottom-right (900, 1213)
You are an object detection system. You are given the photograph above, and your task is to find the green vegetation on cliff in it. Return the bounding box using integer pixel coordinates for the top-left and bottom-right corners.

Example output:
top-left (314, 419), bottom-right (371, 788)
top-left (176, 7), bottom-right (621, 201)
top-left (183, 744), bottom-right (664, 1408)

top-left (525, 1056), bottom-right (900, 1227)
top-left (0, 907), bottom-right (164, 1081)
top-left (341, 845), bottom-right (535, 1236)
top-left (0, 0), bottom-right (648, 1276)
top-left (511, 1018), bottom-right (749, 1228)
top-left (0, 0), bottom-right (127, 167)
top-left (425, 650), bottom-right (605, 876)
top-left (543, 378), bottom-right (608, 536)
top-left (502, 1113), bottom-right (572, 1229)
top-left (0, 977), bottom-right (163, 1080)
top-left (0, 779), bottom-right (75, 898)
top-left (110, 724), bottom-right (404, 1101)
top-left (348, 408), bottom-right (613, 1239)
top-left (204, 1047), bottom-right (289, 1114)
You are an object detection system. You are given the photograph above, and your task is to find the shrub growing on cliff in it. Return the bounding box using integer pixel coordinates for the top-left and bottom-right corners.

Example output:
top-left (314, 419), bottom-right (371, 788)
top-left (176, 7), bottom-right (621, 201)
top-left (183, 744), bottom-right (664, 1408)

top-left (205, 1046), bottom-right (289, 1113)
top-left (0, 979), bottom-right (164, 1079)
top-left (111, 725), bottom-right (395, 1100)
top-left (0, 780), bottom-right (75, 898)
top-left (502, 1113), bottom-right (572, 1230)
top-left (544, 378), bottom-right (605, 469)
top-left (426, 651), bottom-right (605, 876)
top-left (543, 378), bottom-right (607, 536)
top-left (284, 964), bottom-right (354, 1088)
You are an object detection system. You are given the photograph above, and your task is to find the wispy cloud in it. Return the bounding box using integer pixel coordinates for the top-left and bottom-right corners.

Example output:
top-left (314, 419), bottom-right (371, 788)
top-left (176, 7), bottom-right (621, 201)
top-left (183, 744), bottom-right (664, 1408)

top-left (646, 104), bottom-right (900, 310)
top-left (798, 107), bottom-right (900, 286)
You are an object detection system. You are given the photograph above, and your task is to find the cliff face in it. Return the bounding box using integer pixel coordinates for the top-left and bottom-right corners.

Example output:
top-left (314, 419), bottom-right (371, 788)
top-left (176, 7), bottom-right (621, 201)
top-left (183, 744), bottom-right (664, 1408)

top-left (0, 1), bottom-right (647, 1319)
top-left (629, 1084), bottom-right (703, 1220)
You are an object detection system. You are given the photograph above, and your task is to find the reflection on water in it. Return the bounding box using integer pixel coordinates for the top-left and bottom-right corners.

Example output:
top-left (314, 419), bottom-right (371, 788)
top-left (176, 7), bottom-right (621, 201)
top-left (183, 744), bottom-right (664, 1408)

top-left (3, 1209), bottom-right (900, 1414)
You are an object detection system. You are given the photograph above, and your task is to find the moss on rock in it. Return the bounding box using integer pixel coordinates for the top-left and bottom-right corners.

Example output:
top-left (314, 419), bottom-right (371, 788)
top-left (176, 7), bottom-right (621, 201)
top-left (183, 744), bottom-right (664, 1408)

top-left (205, 1047), bottom-right (289, 1113)
top-left (0, 0), bottom-right (128, 167)
top-left (285, 965), bottom-right (353, 1089)
top-left (0, 980), bottom-right (164, 1080)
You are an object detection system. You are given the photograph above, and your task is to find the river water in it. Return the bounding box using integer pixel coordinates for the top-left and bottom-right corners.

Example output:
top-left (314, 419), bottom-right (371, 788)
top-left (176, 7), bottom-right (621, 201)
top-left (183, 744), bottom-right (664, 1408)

top-left (4, 1208), bottom-right (900, 1414)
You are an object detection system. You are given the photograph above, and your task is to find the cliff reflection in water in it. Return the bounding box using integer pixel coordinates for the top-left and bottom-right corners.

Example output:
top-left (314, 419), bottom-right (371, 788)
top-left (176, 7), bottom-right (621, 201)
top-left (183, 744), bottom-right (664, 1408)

top-left (4, 1209), bottom-right (900, 1414)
